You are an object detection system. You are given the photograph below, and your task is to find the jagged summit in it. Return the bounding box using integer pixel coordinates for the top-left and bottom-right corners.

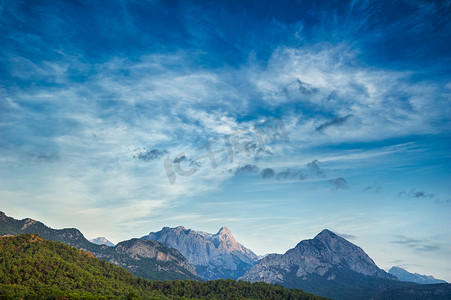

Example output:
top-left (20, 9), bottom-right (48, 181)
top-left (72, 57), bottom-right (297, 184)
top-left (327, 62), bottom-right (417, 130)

top-left (217, 226), bottom-right (232, 235)
top-left (142, 226), bottom-right (258, 280)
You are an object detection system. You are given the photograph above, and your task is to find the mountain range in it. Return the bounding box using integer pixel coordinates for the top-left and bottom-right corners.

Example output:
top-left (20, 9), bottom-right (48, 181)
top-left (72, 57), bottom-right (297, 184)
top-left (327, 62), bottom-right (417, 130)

top-left (0, 234), bottom-right (325, 299)
top-left (0, 211), bottom-right (198, 281)
top-left (389, 266), bottom-right (447, 284)
top-left (142, 226), bottom-right (258, 280)
top-left (1, 211), bottom-right (450, 299)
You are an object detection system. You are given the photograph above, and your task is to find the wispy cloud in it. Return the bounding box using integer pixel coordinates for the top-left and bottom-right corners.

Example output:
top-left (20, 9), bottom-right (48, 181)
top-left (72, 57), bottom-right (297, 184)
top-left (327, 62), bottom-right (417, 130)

top-left (316, 114), bottom-right (353, 131)
top-left (362, 185), bottom-right (382, 193)
top-left (398, 189), bottom-right (434, 199)
top-left (133, 148), bottom-right (168, 162)
top-left (335, 232), bottom-right (356, 240)
top-left (306, 159), bottom-right (326, 177)
top-left (261, 168), bottom-right (275, 178)
top-left (329, 177), bottom-right (349, 190)
top-left (235, 164), bottom-right (259, 175)
top-left (434, 198), bottom-right (451, 207)
top-left (391, 235), bottom-right (441, 253)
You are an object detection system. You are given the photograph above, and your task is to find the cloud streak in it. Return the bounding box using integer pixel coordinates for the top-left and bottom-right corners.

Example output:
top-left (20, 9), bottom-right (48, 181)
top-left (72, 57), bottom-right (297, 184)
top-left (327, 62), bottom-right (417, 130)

top-left (316, 114), bottom-right (353, 131)
top-left (391, 235), bottom-right (441, 253)
top-left (133, 148), bottom-right (168, 162)
top-left (329, 177), bottom-right (349, 190)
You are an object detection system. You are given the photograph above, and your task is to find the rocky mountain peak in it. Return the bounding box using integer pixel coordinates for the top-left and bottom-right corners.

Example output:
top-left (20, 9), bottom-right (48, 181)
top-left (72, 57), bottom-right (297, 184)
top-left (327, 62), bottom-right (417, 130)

top-left (217, 226), bottom-right (232, 236)
top-left (89, 237), bottom-right (115, 247)
top-left (241, 229), bottom-right (396, 287)
top-left (142, 226), bottom-right (258, 280)
top-left (212, 227), bottom-right (240, 252)
top-left (308, 229), bottom-right (360, 255)
top-left (175, 225), bottom-right (187, 231)
top-left (314, 229), bottom-right (337, 239)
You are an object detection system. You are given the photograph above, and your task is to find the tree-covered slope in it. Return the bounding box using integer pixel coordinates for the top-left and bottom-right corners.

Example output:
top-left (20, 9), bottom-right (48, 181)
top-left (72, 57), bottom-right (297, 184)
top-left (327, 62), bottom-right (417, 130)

top-left (0, 234), bottom-right (327, 300)
top-left (0, 211), bottom-right (198, 281)
top-left (0, 234), bottom-right (167, 299)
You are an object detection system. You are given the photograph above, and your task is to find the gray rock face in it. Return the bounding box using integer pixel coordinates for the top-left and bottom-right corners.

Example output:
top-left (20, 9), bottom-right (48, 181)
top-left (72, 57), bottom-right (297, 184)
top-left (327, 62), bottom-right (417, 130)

top-left (240, 229), bottom-right (396, 284)
top-left (389, 266), bottom-right (447, 284)
top-left (89, 237), bottom-right (115, 247)
top-left (112, 238), bottom-right (197, 277)
top-left (142, 226), bottom-right (258, 280)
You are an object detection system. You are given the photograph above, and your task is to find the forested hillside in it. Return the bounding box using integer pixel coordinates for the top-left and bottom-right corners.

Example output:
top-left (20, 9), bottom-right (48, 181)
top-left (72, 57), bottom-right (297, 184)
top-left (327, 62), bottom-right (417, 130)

top-left (0, 234), bottom-right (327, 299)
top-left (0, 211), bottom-right (199, 281)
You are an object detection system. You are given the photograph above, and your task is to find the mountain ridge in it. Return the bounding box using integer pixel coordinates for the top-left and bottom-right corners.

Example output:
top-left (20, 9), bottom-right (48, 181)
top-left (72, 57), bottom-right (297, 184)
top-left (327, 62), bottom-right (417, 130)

top-left (389, 266), bottom-right (447, 284)
top-left (0, 211), bottom-right (198, 281)
top-left (142, 225), bottom-right (258, 280)
top-left (0, 233), bottom-right (327, 299)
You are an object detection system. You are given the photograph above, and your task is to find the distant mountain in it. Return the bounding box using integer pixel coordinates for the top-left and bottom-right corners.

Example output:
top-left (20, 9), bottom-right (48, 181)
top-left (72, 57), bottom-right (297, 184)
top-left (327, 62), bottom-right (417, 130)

top-left (389, 266), bottom-right (447, 284)
top-left (0, 211), bottom-right (198, 281)
top-left (142, 226), bottom-right (259, 280)
top-left (0, 234), bottom-right (326, 300)
top-left (240, 229), bottom-right (451, 300)
top-left (89, 236), bottom-right (115, 247)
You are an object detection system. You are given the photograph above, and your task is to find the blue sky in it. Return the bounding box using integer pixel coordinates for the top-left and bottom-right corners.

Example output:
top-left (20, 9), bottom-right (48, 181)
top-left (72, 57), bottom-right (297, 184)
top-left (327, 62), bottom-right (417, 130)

top-left (1, 0), bottom-right (451, 280)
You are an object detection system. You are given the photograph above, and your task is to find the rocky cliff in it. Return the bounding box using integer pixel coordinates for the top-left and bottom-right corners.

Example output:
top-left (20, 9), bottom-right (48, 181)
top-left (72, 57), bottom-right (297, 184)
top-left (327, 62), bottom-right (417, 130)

top-left (240, 229), bottom-right (394, 283)
top-left (142, 226), bottom-right (258, 280)
top-left (239, 229), bottom-right (409, 299)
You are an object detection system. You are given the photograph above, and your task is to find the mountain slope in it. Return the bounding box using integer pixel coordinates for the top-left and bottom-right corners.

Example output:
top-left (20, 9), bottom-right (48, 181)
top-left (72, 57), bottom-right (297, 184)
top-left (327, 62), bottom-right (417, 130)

top-left (90, 236), bottom-right (115, 247)
top-left (110, 238), bottom-right (197, 280)
top-left (0, 234), bottom-right (328, 299)
top-left (240, 229), bottom-right (451, 300)
top-left (142, 226), bottom-right (258, 280)
top-left (0, 211), bottom-right (198, 281)
top-left (0, 234), bottom-right (166, 298)
top-left (241, 229), bottom-right (395, 283)
top-left (0, 211), bottom-right (97, 251)
top-left (389, 266), bottom-right (447, 284)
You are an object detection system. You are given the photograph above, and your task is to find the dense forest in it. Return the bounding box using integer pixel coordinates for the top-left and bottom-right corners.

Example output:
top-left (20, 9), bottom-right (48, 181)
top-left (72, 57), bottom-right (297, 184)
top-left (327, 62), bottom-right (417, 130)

top-left (0, 234), bottom-right (327, 299)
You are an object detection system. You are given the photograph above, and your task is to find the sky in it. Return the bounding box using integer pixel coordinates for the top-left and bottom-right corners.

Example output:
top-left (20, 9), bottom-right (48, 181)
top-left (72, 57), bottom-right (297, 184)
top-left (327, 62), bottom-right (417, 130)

top-left (1, 0), bottom-right (451, 281)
